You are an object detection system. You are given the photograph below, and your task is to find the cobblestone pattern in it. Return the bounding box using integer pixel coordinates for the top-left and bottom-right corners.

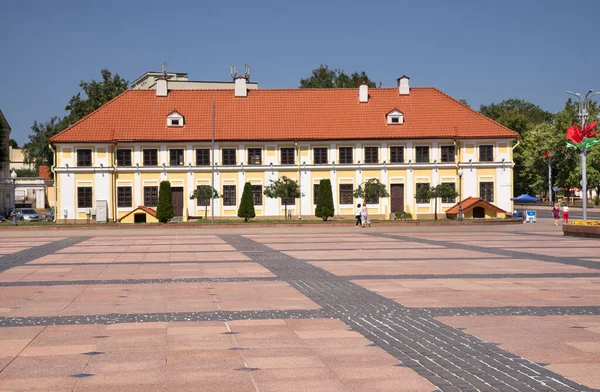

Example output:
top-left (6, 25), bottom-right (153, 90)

top-left (344, 272), bottom-right (600, 280)
top-left (0, 309), bottom-right (328, 327)
top-left (28, 260), bottom-right (251, 267)
top-left (0, 277), bottom-right (279, 287)
top-left (423, 306), bottom-right (600, 318)
top-left (0, 237), bottom-right (91, 273)
top-left (221, 235), bottom-right (591, 392)
top-left (368, 233), bottom-right (600, 271)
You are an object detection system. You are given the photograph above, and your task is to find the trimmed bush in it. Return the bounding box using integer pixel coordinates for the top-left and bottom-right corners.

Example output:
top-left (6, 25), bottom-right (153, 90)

top-left (156, 181), bottom-right (174, 223)
top-left (315, 179), bottom-right (334, 221)
top-left (238, 182), bottom-right (256, 222)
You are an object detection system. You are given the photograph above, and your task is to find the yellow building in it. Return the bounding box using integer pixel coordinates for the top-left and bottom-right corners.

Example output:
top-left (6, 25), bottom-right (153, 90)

top-left (48, 75), bottom-right (518, 223)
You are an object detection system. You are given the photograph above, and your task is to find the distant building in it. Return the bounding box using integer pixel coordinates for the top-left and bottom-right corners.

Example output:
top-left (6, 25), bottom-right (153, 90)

top-left (0, 109), bottom-right (12, 209)
top-left (130, 68), bottom-right (258, 91)
top-left (9, 147), bottom-right (34, 171)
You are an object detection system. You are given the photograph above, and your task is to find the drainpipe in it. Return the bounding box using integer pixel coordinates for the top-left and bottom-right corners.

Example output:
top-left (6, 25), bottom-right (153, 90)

top-left (49, 143), bottom-right (57, 222)
top-left (112, 144), bottom-right (117, 223)
top-left (295, 141), bottom-right (301, 220)
top-left (512, 140), bottom-right (520, 151)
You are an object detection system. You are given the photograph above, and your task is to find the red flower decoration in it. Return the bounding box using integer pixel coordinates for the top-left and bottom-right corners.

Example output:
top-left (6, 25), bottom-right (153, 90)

top-left (566, 121), bottom-right (598, 145)
top-left (542, 151), bottom-right (551, 159)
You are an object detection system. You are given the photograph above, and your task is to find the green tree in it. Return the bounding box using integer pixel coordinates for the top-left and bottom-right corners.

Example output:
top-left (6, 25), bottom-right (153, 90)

top-left (64, 69), bottom-right (129, 126)
top-left (315, 179), bottom-right (334, 221)
top-left (480, 99), bottom-right (554, 196)
top-left (190, 185), bottom-right (219, 219)
top-left (264, 176), bottom-right (302, 220)
top-left (353, 178), bottom-right (390, 204)
top-left (9, 139), bottom-right (18, 149)
top-left (24, 69), bottom-right (128, 170)
top-left (300, 64), bottom-right (377, 88)
top-left (23, 117), bottom-right (65, 169)
top-left (15, 168), bottom-right (37, 177)
top-left (156, 181), bottom-right (174, 223)
top-left (415, 184), bottom-right (458, 220)
top-left (237, 182), bottom-right (256, 222)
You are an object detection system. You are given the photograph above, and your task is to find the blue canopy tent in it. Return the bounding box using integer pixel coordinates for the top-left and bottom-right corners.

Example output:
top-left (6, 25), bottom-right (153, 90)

top-left (511, 194), bottom-right (539, 203)
top-left (511, 194), bottom-right (539, 222)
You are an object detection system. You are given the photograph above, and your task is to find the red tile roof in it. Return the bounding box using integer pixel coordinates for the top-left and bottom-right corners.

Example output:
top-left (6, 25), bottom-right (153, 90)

top-left (445, 197), bottom-right (507, 215)
top-left (49, 88), bottom-right (518, 143)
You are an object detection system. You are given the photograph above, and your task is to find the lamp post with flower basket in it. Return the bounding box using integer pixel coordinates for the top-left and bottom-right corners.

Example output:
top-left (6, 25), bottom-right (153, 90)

top-left (566, 90), bottom-right (600, 221)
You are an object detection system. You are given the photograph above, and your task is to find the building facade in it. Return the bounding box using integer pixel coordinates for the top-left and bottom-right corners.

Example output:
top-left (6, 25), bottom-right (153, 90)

top-left (0, 109), bottom-right (13, 209)
top-left (49, 76), bottom-right (518, 223)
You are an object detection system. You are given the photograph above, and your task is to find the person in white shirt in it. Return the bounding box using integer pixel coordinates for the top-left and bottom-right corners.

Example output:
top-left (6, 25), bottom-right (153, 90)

top-left (355, 204), bottom-right (362, 227)
top-left (563, 205), bottom-right (569, 224)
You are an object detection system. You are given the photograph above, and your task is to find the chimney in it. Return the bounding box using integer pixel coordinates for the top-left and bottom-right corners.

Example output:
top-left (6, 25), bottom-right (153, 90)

top-left (156, 77), bottom-right (168, 97)
top-left (235, 76), bottom-right (248, 97)
top-left (397, 75), bottom-right (410, 95)
top-left (359, 82), bottom-right (368, 103)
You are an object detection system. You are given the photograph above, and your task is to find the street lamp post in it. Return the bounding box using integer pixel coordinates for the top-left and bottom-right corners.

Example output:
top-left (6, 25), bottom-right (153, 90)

top-left (566, 90), bottom-right (600, 221)
top-left (10, 170), bottom-right (17, 227)
top-left (457, 168), bottom-right (464, 221)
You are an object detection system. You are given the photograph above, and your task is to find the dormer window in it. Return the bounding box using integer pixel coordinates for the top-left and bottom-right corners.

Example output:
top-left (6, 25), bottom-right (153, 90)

top-left (386, 109), bottom-right (404, 125)
top-left (167, 111), bottom-right (184, 127)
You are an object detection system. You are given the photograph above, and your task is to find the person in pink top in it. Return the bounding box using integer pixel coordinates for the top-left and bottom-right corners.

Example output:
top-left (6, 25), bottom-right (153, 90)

top-left (552, 203), bottom-right (560, 226)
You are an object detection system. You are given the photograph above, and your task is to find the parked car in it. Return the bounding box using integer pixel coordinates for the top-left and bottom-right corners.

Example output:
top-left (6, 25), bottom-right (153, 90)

top-left (0, 214), bottom-right (5, 222)
top-left (14, 208), bottom-right (42, 222)
top-left (0, 207), bottom-right (12, 219)
top-left (45, 208), bottom-right (55, 222)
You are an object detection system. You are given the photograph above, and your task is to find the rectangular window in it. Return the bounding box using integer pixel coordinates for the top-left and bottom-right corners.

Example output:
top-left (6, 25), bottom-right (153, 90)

top-left (313, 184), bottom-right (319, 204)
top-left (196, 149), bottom-right (210, 166)
top-left (416, 146), bottom-right (429, 163)
top-left (77, 187), bottom-right (92, 208)
top-left (223, 185), bottom-right (236, 206)
top-left (416, 183), bottom-right (430, 204)
top-left (441, 183), bottom-right (456, 203)
top-left (281, 197), bottom-right (295, 206)
top-left (314, 148), bottom-right (328, 164)
top-left (77, 149), bottom-right (92, 167)
top-left (441, 146), bottom-right (455, 163)
top-left (222, 149), bottom-right (236, 166)
top-left (248, 148), bottom-right (262, 165)
top-left (364, 147), bottom-right (379, 164)
top-left (281, 147), bottom-right (295, 165)
top-left (143, 149), bottom-right (158, 166)
top-left (479, 145), bottom-right (494, 162)
top-left (252, 185), bottom-right (262, 205)
top-left (195, 186), bottom-right (210, 207)
top-left (169, 149), bottom-right (184, 166)
top-left (480, 182), bottom-right (494, 202)
top-left (339, 147), bottom-right (353, 164)
top-left (117, 186), bottom-right (132, 208)
top-left (339, 184), bottom-right (353, 205)
top-left (116, 149), bottom-right (132, 166)
top-left (390, 146), bottom-right (404, 163)
top-left (143, 186), bottom-right (158, 207)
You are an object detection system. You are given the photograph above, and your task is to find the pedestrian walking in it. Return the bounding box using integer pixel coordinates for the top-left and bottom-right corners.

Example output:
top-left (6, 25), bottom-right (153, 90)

top-left (552, 203), bottom-right (560, 226)
top-left (361, 203), bottom-right (371, 228)
top-left (355, 203), bottom-right (362, 227)
top-left (563, 204), bottom-right (569, 224)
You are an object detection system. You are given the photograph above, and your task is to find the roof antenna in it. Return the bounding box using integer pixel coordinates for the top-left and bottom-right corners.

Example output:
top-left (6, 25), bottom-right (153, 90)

top-left (230, 64), bottom-right (237, 80)
top-left (245, 64), bottom-right (250, 81)
top-left (161, 62), bottom-right (167, 78)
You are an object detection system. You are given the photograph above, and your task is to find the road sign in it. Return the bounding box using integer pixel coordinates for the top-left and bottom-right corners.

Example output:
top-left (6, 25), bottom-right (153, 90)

top-left (553, 186), bottom-right (558, 192)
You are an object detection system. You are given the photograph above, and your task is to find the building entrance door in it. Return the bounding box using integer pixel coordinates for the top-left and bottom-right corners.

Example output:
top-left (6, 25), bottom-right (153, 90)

top-left (171, 187), bottom-right (184, 216)
top-left (390, 184), bottom-right (404, 213)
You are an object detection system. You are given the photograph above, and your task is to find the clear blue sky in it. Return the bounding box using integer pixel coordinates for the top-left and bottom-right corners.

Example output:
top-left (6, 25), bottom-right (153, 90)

top-left (2, 0), bottom-right (599, 145)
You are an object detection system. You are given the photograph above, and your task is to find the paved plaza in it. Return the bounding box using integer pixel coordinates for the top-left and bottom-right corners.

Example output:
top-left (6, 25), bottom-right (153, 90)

top-left (1, 222), bottom-right (600, 391)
